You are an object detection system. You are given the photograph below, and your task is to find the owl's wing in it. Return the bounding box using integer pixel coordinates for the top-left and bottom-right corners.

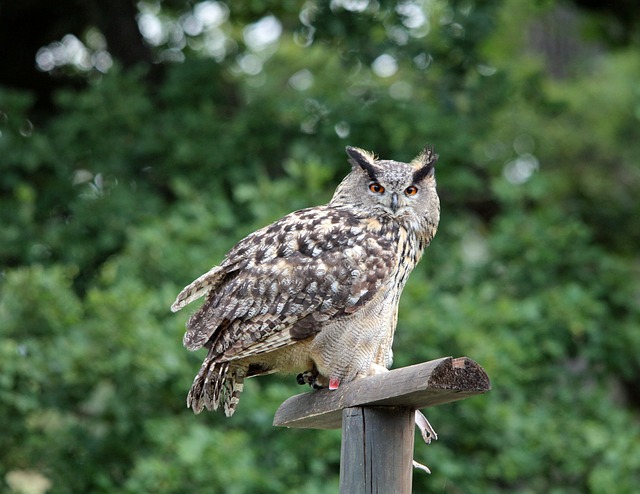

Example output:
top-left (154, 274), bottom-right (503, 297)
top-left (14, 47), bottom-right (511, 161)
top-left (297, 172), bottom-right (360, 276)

top-left (173, 205), bottom-right (398, 361)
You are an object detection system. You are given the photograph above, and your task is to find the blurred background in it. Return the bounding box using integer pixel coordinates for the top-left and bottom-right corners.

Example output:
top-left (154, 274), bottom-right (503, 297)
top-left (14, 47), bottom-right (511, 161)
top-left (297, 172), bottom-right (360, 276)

top-left (1, 0), bottom-right (639, 492)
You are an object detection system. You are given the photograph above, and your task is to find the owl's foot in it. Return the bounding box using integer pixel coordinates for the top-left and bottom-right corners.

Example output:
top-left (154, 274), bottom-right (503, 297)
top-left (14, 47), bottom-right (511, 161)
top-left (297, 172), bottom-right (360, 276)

top-left (296, 369), bottom-right (325, 389)
top-left (296, 371), bottom-right (313, 385)
top-left (412, 411), bottom-right (437, 474)
top-left (368, 363), bottom-right (389, 375)
top-left (415, 410), bottom-right (437, 444)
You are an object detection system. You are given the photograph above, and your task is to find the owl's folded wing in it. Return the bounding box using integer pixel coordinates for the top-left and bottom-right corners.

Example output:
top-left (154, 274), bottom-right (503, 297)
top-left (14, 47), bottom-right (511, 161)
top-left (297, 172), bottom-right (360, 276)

top-left (172, 206), bottom-right (398, 360)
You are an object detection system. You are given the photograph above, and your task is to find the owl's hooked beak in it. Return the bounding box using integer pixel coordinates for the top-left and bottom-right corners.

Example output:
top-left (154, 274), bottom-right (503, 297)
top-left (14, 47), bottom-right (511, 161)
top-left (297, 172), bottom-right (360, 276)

top-left (390, 192), bottom-right (399, 213)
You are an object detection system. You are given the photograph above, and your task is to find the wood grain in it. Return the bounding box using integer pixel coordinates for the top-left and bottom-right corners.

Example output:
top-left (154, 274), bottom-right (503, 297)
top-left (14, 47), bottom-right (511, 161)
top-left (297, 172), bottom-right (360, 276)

top-left (273, 356), bottom-right (491, 429)
top-left (339, 407), bottom-right (415, 494)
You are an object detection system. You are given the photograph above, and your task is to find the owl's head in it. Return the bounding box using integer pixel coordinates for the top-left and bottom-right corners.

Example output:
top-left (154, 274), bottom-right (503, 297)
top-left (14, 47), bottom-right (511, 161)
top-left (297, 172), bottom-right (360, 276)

top-left (331, 145), bottom-right (440, 230)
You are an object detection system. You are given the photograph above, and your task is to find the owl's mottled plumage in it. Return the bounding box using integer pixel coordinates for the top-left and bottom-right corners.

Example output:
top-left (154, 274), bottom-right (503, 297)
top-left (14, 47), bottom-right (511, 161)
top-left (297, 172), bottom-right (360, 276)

top-left (172, 145), bottom-right (440, 416)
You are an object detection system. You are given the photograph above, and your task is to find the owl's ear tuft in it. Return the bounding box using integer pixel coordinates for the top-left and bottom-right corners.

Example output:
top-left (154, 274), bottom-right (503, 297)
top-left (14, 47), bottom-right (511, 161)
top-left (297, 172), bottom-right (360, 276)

top-left (346, 146), bottom-right (378, 181)
top-left (412, 145), bottom-right (438, 183)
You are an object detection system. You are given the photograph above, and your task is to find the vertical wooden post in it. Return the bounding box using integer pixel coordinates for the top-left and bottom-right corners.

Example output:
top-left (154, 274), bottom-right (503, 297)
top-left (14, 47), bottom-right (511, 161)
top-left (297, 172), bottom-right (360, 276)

top-left (339, 406), bottom-right (415, 494)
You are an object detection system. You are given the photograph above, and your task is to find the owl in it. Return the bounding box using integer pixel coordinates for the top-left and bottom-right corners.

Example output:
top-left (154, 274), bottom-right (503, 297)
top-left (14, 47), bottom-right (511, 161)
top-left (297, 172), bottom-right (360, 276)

top-left (171, 145), bottom-right (440, 418)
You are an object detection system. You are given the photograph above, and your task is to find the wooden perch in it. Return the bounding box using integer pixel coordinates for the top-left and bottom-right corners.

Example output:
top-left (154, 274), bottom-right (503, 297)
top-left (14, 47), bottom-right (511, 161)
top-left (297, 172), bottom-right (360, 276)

top-left (273, 356), bottom-right (491, 494)
top-left (273, 356), bottom-right (491, 429)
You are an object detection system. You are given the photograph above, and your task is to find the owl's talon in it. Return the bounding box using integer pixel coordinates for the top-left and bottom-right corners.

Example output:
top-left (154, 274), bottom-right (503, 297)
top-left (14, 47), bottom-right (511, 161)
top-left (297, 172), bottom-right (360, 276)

top-left (415, 410), bottom-right (437, 444)
top-left (413, 460), bottom-right (431, 474)
top-left (413, 411), bottom-right (436, 473)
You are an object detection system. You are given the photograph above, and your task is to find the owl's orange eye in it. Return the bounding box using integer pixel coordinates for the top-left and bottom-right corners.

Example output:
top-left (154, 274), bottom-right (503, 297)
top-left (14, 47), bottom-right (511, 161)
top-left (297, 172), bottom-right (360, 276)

top-left (405, 186), bottom-right (418, 196)
top-left (369, 183), bottom-right (385, 194)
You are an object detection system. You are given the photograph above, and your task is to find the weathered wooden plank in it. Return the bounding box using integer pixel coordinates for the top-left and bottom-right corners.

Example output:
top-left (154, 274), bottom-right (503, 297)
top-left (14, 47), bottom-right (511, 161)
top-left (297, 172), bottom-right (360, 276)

top-left (339, 406), bottom-right (415, 494)
top-left (273, 356), bottom-right (490, 429)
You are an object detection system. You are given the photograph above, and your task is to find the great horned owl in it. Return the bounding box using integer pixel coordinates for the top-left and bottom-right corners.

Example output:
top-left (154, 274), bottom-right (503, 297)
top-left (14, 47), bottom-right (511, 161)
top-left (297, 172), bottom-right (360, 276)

top-left (172, 145), bottom-right (440, 417)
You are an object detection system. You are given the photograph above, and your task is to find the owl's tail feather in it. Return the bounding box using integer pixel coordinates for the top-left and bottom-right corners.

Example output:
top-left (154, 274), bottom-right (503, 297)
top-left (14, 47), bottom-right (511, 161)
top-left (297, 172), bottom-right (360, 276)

top-left (171, 266), bottom-right (224, 313)
top-left (187, 356), bottom-right (246, 417)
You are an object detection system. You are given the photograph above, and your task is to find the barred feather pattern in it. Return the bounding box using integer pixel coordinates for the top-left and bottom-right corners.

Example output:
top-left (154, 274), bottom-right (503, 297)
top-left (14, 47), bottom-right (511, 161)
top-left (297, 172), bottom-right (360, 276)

top-left (186, 354), bottom-right (247, 416)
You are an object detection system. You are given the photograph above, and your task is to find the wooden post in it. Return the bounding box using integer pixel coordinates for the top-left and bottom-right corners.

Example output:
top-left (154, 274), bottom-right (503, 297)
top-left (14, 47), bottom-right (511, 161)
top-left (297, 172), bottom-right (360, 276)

top-left (273, 356), bottom-right (491, 493)
top-left (340, 406), bottom-right (415, 494)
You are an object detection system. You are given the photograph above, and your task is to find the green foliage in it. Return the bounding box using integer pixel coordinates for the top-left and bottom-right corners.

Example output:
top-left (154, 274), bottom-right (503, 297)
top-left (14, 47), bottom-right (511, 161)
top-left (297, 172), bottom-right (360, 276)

top-left (1, 1), bottom-right (639, 492)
